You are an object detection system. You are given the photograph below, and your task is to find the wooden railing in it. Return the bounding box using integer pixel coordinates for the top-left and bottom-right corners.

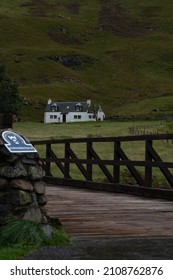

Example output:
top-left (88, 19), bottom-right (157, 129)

top-left (31, 134), bottom-right (173, 195)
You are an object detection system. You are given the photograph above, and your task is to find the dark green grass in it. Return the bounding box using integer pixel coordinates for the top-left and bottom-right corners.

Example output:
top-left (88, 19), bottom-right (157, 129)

top-left (0, 0), bottom-right (173, 120)
top-left (0, 219), bottom-right (71, 260)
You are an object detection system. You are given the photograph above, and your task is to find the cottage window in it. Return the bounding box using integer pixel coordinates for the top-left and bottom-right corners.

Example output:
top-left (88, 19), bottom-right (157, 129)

top-left (75, 103), bottom-right (83, 112)
top-left (50, 104), bottom-right (58, 112)
top-left (50, 115), bottom-right (57, 119)
top-left (74, 115), bottom-right (81, 119)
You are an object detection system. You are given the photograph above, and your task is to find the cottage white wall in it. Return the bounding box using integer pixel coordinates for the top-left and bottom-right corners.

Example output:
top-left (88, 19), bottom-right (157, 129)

top-left (44, 112), bottom-right (62, 123)
top-left (44, 112), bottom-right (96, 123)
top-left (67, 112), bottom-right (96, 122)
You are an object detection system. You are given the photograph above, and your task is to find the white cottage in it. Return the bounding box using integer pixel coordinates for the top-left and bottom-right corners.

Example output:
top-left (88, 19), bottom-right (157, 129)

top-left (44, 99), bottom-right (97, 123)
top-left (97, 106), bottom-right (105, 121)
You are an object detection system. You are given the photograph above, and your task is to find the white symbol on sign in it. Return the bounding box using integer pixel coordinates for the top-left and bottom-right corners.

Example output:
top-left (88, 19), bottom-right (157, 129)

top-left (8, 135), bottom-right (19, 145)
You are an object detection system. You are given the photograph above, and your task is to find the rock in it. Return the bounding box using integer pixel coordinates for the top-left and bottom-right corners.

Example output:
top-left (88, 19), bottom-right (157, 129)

top-left (0, 146), bottom-right (18, 164)
top-left (31, 192), bottom-right (39, 206)
top-left (22, 157), bottom-right (37, 165)
top-left (0, 161), bottom-right (27, 178)
top-left (0, 190), bottom-right (20, 205)
top-left (47, 53), bottom-right (94, 69)
top-left (41, 215), bottom-right (48, 224)
top-left (28, 165), bottom-right (43, 180)
top-left (0, 189), bottom-right (31, 205)
top-left (23, 206), bottom-right (43, 223)
top-left (37, 194), bottom-right (47, 206)
top-left (0, 177), bottom-right (8, 191)
top-left (58, 55), bottom-right (82, 68)
top-left (40, 206), bottom-right (48, 215)
top-left (26, 153), bottom-right (39, 160)
top-left (19, 190), bottom-right (32, 205)
top-left (41, 224), bottom-right (54, 239)
top-left (10, 179), bottom-right (33, 191)
top-left (13, 205), bottom-right (29, 218)
top-left (33, 181), bottom-right (45, 194)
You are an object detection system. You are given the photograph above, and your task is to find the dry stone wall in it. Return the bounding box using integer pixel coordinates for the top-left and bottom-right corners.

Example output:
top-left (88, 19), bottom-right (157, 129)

top-left (0, 130), bottom-right (49, 228)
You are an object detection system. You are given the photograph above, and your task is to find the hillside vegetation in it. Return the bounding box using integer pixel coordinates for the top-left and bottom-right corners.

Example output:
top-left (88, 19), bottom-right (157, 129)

top-left (0, 0), bottom-right (173, 121)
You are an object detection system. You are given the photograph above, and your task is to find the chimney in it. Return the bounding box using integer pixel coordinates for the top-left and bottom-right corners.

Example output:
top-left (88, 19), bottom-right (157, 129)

top-left (87, 99), bottom-right (91, 106)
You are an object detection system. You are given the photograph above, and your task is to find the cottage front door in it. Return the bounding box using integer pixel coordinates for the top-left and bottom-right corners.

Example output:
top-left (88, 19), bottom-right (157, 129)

top-left (62, 114), bottom-right (66, 122)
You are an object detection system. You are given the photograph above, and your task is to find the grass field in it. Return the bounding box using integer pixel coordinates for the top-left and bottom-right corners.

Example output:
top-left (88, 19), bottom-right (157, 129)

top-left (14, 120), bottom-right (171, 140)
top-left (0, 0), bottom-right (173, 120)
top-left (13, 120), bottom-right (173, 188)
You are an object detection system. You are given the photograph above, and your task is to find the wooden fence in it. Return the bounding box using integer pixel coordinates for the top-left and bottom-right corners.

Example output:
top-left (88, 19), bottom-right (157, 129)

top-left (31, 134), bottom-right (173, 199)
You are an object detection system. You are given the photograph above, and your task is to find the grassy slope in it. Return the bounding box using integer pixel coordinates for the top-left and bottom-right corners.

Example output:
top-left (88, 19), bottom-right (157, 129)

top-left (0, 0), bottom-right (173, 120)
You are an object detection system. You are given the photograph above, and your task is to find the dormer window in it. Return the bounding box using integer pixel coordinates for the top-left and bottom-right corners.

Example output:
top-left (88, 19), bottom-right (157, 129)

top-left (50, 103), bottom-right (58, 112)
top-left (75, 103), bottom-right (83, 112)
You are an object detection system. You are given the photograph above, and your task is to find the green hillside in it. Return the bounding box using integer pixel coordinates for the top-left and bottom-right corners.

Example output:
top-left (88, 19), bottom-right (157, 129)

top-left (0, 0), bottom-right (173, 121)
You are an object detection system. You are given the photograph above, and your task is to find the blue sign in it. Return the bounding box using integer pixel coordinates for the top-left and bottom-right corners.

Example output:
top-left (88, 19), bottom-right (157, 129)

top-left (2, 131), bottom-right (37, 153)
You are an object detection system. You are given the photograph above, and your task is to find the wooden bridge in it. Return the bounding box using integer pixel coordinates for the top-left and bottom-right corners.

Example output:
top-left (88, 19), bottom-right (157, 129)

top-left (45, 184), bottom-right (173, 239)
top-left (32, 134), bottom-right (173, 239)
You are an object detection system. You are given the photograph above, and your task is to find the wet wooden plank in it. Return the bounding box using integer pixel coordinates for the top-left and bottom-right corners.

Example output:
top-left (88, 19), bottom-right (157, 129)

top-left (45, 185), bottom-right (173, 238)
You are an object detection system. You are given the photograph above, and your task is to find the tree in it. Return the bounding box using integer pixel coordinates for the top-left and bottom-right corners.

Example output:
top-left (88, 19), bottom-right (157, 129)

top-left (0, 64), bottom-right (22, 114)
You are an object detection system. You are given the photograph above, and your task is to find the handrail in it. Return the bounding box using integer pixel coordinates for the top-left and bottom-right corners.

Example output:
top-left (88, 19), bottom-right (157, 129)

top-left (30, 134), bottom-right (173, 190)
top-left (31, 133), bottom-right (173, 145)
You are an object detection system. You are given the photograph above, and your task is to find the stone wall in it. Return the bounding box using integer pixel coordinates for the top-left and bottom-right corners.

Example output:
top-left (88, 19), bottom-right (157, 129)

top-left (0, 130), bottom-right (48, 228)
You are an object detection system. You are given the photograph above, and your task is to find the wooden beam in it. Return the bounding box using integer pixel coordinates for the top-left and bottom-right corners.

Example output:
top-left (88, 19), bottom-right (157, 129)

top-left (88, 145), bottom-right (114, 183)
top-left (117, 146), bottom-right (145, 186)
top-left (148, 145), bottom-right (173, 187)
top-left (67, 146), bottom-right (88, 180)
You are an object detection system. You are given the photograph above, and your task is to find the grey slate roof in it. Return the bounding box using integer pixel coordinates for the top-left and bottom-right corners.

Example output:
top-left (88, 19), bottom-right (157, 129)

top-left (45, 102), bottom-right (89, 113)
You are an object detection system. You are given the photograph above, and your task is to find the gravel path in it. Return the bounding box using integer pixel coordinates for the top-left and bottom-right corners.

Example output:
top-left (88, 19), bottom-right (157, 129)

top-left (24, 237), bottom-right (173, 260)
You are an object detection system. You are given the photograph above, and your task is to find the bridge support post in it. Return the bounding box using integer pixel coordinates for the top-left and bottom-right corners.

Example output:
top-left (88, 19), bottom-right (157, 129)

top-left (114, 141), bottom-right (121, 186)
top-left (45, 143), bottom-right (51, 176)
top-left (145, 140), bottom-right (153, 187)
top-left (64, 142), bottom-right (70, 178)
top-left (87, 142), bottom-right (93, 181)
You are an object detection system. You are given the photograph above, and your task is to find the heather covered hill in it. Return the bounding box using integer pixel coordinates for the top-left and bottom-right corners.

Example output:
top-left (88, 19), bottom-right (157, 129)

top-left (0, 0), bottom-right (173, 120)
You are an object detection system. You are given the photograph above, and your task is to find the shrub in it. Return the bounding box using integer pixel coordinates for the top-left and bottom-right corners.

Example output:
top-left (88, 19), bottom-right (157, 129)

top-left (0, 219), bottom-right (70, 248)
top-left (0, 220), bottom-right (47, 247)
top-left (0, 64), bottom-right (22, 114)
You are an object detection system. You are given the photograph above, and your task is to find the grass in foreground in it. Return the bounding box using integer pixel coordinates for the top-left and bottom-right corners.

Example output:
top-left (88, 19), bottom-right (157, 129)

top-left (0, 220), bottom-right (71, 260)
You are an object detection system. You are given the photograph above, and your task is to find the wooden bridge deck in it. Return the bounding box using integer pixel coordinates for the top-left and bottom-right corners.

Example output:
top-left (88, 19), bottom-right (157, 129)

top-left (45, 185), bottom-right (173, 239)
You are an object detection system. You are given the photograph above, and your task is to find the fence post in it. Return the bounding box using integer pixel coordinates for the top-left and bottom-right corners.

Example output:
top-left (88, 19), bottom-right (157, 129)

top-left (145, 140), bottom-right (153, 187)
top-left (114, 141), bottom-right (121, 185)
top-left (64, 142), bottom-right (70, 178)
top-left (45, 143), bottom-right (51, 176)
top-left (87, 142), bottom-right (93, 181)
